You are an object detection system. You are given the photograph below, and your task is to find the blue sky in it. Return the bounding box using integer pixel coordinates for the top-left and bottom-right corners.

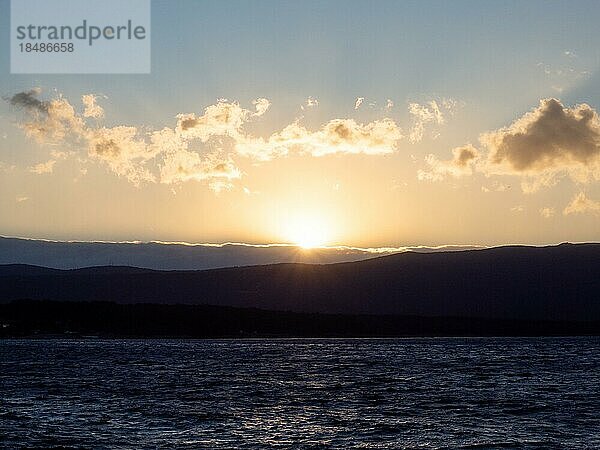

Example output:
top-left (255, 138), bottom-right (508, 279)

top-left (3, 0), bottom-right (599, 126)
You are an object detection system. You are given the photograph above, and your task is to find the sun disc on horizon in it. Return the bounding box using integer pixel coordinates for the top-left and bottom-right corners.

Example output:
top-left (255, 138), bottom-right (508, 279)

top-left (284, 213), bottom-right (330, 249)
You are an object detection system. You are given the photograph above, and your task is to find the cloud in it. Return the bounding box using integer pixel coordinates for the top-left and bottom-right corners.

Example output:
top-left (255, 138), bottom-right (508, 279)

top-left (408, 99), bottom-right (459, 143)
top-left (409, 101), bottom-right (441, 143)
top-left (11, 90), bottom-right (85, 143)
top-left (160, 148), bottom-right (241, 185)
top-left (88, 126), bottom-right (157, 184)
top-left (176, 100), bottom-right (253, 141)
top-left (386, 99), bottom-right (394, 110)
top-left (539, 207), bottom-right (555, 218)
top-left (418, 144), bottom-right (479, 181)
top-left (252, 98), bottom-right (271, 117)
top-left (7, 90), bottom-right (405, 188)
top-left (236, 118), bottom-right (403, 159)
top-left (481, 98), bottom-right (600, 189)
top-left (305, 96), bottom-right (318, 108)
top-left (301, 96), bottom-right (318, 110)
top-left (536, 56), bottom-right (590, 93)
top-left (7, 90), bottom-right (250, 188)
top-left (310, 118), bottom-right (402, 156)
top-left (243, 186), bottom-right (260, 195)
top-left (16, 196), bottom-right (29, 203)
top-left (481, 181), bottom-right (511, 193)
top-left (354, 97), bottom-right (364, 110)
top-left (151, 125), bottom-right (242, 185)
top-left (234, 123), bottom-right (298, 160)
top-left (0, 161), bottom-right (16, 172)
top-left (454, 144), bottom-right (478, 166)
top-left (563, 191), bottom-right (600, 215)
top-left (208, 179), bottom-right (235, 194)
top-left (146, 98), bottom-right (264, 184)
top-left (8, 88), bottom-right (47, 113)
top-left (15, 90), bottom-right (156, 185)
top-left (29, 159), bottom-right (56, 174)
top-left (148, 99), bottom-right (278, 165)
top-left (82, 94), bottom-right (105, 119)
top-left (73, 167), bottom-right (88, 183)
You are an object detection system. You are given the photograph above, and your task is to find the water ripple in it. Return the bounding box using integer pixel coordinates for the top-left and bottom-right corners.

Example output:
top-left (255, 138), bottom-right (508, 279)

top-left (1, 337), bottom-right (599, 448)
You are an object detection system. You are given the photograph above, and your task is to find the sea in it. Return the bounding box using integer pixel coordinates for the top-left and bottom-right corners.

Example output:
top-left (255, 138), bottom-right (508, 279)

top-left (1, 337), bottom-right (599, 449)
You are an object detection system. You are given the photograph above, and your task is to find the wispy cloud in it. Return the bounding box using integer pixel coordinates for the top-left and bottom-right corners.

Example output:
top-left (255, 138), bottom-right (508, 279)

top-left (354, 97), bottom-right (364, 110)
top-left (536, 51), bottom-right (590, 93)
top-left (481, 181), bottom-right (511, 193)
top-left (563, 191), bottom-right (600, 216)
top-left (408, 99), bottom-right (460, 143)
top-left (301, 96), bottom-right (319, 110)
top-left (208, 179), bottom-right (235, 194)
top-left (29, 159), bottom-right (56, 174)
top-left (0, 161), bottom-right (16, 172)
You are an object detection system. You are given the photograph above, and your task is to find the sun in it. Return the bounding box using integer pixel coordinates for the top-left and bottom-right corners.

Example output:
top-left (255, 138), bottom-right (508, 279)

top-left (284, 213), bottom-right (330, 249)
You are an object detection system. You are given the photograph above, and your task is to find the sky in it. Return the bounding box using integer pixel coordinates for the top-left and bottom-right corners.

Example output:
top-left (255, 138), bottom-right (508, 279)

top-left (1, 0), bottom-right (599, 249)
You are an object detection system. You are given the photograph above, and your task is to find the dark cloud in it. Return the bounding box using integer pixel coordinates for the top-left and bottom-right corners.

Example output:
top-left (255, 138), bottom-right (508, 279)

top-left (179, 117), bottom-right (198, 131)
top-left (455, 145), bottom-right (478, 167)
top-left (94, 139), bottom-right (121, 157)
top-left (8, 89), bottom-right (48, 113)
top-left (483, 98), bottom-right (600, 174)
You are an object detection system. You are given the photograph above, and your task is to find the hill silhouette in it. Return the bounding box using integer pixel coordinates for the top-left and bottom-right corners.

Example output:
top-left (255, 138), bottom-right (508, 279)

top-left (0, 243), bottom-right (598, 322)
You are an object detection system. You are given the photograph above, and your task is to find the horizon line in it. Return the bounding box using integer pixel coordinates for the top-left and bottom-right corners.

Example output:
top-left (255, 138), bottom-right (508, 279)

top-left (1, 234), bottom-right (598, 254)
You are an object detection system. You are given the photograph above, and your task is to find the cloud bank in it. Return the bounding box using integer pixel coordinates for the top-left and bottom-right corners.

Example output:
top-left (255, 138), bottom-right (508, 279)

top-left (7, 90), bottom-right (463, 190)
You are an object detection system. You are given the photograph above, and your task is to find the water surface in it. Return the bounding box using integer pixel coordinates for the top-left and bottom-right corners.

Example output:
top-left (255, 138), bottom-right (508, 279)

top-left (1, 338), bottom-right (599, 448)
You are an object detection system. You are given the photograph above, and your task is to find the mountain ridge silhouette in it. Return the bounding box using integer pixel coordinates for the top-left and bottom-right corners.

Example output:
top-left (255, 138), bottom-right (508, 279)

top-left (1, 243), bottom-right (598, 321)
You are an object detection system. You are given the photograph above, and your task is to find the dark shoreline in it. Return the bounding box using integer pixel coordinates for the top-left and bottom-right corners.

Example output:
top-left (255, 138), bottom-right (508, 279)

top-left (3, 300), bottom-right (599, 339)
